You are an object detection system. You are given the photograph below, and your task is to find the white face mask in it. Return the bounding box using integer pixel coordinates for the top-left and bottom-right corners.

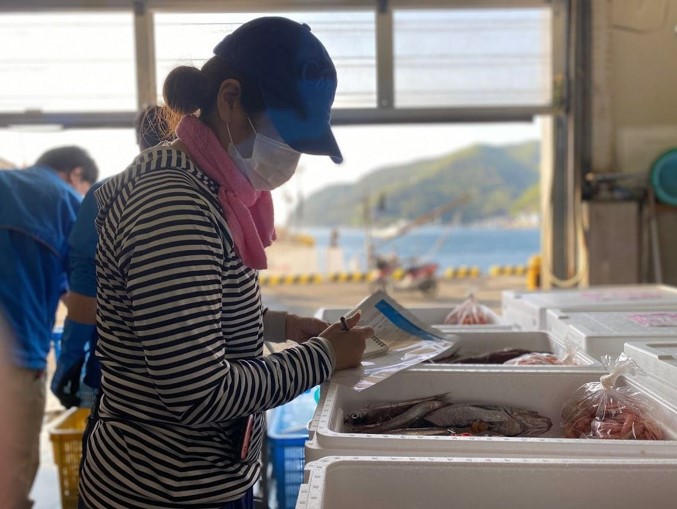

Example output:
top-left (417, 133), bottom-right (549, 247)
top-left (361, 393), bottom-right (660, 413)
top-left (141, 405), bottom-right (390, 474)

top-left (227, 118), bottom-right (301, 191)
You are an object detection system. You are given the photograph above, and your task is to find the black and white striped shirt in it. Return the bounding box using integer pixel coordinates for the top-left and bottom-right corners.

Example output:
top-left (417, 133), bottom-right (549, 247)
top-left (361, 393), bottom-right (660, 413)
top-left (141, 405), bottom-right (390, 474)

top-left (79, 147), bottom-right (334, 508)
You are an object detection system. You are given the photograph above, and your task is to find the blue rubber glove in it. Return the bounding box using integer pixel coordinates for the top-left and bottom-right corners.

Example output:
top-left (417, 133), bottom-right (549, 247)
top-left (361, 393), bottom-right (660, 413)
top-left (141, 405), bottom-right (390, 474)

top-left (83, 335), bottom-right (101, 390)
top-left (51, 318), bottom-right (96, 408)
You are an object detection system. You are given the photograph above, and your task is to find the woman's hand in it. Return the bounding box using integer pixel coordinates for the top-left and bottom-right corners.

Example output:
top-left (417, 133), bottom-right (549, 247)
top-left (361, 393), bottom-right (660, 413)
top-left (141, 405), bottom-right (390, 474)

top-left (318, 311), bottom-right (373, 371)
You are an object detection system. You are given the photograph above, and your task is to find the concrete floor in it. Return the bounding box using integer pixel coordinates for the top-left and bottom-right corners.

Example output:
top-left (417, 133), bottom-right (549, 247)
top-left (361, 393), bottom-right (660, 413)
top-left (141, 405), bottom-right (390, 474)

top-left (32, 347), bottom-right (68, 509)
top-left (32, 427), bottom-right (61, 509)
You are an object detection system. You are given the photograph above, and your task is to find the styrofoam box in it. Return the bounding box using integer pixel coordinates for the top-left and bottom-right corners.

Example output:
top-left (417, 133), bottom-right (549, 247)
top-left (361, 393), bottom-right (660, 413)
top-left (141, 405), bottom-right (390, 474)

top-left (314, 305), bottom-right (514, 332)
top-left (305, 367), bottom-right (677, 461)
top-left (624, 340), bottom-right (677, 389)
top-left (503, 284), bottom-right (677, 330)
top-left (297, 456), bottom-right (677, 509)
top-left (416, 330), bottom-right (603, 370)
top-left (546, 309), bottom-right (677, 359)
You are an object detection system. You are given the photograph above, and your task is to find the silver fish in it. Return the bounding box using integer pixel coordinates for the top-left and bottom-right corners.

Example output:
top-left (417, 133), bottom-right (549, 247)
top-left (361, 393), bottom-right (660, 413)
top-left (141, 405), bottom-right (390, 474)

top-left (387, 427), bottom-right (454, 436)
top-left (436, 348), bottom-right (536, 364)
top-left (347, 399), bottom-right (449, 434)
top-left (344, 393), bottom-right (453, 427)
top-left (423, 404), bottom-right (552, 437)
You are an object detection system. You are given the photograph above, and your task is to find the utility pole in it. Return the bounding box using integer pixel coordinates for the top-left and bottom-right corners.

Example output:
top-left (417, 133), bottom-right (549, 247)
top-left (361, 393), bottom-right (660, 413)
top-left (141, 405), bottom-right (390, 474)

top-left (362, 192), bottom-right (375, 270)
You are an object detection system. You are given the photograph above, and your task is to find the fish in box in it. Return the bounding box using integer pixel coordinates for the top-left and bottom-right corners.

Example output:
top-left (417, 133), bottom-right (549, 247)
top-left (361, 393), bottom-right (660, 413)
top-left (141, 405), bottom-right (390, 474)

top-left (306, 367), bottom-right (677, 462)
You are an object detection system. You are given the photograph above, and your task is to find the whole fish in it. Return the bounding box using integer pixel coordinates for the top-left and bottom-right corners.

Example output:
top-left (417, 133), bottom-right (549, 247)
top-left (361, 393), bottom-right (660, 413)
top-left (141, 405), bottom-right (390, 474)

top-left (347, 399), bottom-right (449, 434)
top-left (423, 404), bottom-right (552, 437)
top-left (386, 427), bottom-right (454, 436)
top-left (437, 348), bottom-right (539, 364)
top-left (344, 393), bottom-right (453, 427)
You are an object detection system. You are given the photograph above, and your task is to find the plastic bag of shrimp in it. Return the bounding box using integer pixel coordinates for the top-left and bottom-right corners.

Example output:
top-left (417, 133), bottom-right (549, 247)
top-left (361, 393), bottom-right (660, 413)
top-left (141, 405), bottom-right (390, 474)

top-left (443, 293), bottom-right (498, 325)
top-left (560, 353), bottom-right (665, 440)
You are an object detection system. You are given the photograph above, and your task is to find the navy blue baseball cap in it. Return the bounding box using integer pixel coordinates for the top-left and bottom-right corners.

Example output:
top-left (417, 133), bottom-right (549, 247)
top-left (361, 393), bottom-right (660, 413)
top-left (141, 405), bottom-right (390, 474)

top-left (214, 17), bottom-right (343, 164)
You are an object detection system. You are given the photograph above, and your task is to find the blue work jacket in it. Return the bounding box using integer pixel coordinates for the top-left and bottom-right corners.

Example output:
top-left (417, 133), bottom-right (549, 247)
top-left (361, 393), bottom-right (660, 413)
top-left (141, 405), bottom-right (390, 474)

top-left (0, 166), bottom-right (81, 370)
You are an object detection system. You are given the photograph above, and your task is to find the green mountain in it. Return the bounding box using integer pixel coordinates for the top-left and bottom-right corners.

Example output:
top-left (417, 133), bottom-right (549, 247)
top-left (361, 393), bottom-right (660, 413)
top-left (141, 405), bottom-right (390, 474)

top-left (294, 140), bottom-right (540, 227)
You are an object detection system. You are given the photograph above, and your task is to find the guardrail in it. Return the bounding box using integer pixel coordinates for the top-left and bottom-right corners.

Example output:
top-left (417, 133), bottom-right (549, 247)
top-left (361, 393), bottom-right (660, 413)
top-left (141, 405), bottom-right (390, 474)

top-left (259, 256), bottom-right (542, 287)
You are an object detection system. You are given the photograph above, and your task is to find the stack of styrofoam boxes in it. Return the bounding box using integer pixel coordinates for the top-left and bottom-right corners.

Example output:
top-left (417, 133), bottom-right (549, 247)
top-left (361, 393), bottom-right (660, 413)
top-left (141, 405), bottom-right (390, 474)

top-left (502, 284), bottom-right (677, 331)
top-left (624, 341), bottom-right (677, 394)
top-left (314, 305), bottom-right (514, 333)
top-left (295, 291), bottom-right (677, 507)
top-left (546, 309), bottom-right (677, 360)
top-left (299, 351), bottom-right (677, 508)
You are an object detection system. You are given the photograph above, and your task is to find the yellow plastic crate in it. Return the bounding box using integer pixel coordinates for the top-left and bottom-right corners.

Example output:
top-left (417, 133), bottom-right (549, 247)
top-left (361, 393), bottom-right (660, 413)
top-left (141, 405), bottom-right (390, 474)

top-left (49, 407), bottom-right (90, 509)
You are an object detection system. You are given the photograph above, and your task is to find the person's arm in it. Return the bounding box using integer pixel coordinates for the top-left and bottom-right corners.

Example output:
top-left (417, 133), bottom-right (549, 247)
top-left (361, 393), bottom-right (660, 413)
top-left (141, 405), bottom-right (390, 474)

top-left (65, 291), bottom-right (96, 324)
top-left (262, 309), bottom-right (287, 342)
top-left (263, 309), bottom-right (331, 344)
top-left (51, 252), bottom-right (98, 407)
top-left (50, 315), bottom-right (96, 407)
top-left (51, 186), bottom-right (101, 407)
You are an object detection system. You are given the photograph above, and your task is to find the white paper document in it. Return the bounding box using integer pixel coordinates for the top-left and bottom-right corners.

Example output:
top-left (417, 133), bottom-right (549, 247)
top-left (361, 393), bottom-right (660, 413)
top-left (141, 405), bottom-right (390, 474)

top-left (330, 290), bottom-right (458, 392)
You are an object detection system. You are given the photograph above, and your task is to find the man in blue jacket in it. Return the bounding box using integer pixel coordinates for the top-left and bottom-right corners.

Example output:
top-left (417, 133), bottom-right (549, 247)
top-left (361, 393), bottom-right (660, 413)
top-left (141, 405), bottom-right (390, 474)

top-left (0, 146), bottom-right (98, 509)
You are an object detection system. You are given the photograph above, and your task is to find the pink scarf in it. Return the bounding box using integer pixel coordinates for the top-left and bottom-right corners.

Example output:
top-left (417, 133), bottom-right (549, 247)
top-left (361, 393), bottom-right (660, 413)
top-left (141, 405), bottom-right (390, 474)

top-left (175, 115), bottom-right (275, 269)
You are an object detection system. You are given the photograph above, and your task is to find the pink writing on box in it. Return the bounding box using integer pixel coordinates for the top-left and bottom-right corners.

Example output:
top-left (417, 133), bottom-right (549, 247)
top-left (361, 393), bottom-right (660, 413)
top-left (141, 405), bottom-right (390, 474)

top-left (579, 291), bottom-right (663, 303)
top-left (627, 312), bottom-right (677, 327)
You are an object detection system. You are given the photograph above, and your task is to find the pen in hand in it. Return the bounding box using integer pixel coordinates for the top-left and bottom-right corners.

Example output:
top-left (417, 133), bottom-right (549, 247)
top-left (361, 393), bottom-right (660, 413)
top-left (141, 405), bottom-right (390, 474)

top-left (323, 310), bottom-right (371, 371)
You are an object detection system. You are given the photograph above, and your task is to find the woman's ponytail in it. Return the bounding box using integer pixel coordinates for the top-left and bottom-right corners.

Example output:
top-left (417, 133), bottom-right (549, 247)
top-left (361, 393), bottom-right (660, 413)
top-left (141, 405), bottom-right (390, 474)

top-left (162, 65), bottom-right (206, 115)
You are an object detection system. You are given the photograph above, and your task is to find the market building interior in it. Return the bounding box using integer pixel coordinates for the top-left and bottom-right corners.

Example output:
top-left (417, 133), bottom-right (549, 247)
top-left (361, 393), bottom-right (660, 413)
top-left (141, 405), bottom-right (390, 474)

top-left (2, 1), bottom-right (677, 508)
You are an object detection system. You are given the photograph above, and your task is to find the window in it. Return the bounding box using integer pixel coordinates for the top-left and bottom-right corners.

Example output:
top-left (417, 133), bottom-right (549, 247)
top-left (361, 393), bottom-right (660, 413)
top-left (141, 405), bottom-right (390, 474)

top-left (154, 11), bottom-right (376, 108)
top-left (0, 13), bottom-right (136, 112)
top-left (0, 127), bottom-right (138, 178)
top-left (393, 8), bottom-right (551, 108)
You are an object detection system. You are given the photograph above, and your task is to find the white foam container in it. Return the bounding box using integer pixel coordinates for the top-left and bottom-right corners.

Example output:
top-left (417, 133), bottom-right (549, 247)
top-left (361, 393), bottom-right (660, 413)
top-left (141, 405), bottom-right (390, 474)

top-left (624, 340), bottom-right (677, 390)
top-left (417, 330), bottom-right (603, 370)
top-left (315, 305), bottom-right (514, 332)
top-left (502, 284), bottom-right (677, 330)
top-left (305, 367), bottom-right (677, 462)
top-left (297, 456), bottom-right (677, 509)
top-left (546, 309), bottom-right (677, 359)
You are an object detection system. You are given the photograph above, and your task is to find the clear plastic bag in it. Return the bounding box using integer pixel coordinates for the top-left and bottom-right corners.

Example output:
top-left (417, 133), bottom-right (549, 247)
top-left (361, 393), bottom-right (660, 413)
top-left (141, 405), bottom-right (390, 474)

top-left (560, 353), bottom-right (664, 440)
top-left (443, 293), bottom-right (496, 325)
top-left (504, 352), bottom-right (566, 365)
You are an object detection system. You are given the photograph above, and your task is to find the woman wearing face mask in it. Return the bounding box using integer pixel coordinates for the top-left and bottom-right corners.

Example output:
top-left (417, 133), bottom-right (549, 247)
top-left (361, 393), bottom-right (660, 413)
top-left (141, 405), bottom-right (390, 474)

top-left (78, 17), bottom-right (372, 509)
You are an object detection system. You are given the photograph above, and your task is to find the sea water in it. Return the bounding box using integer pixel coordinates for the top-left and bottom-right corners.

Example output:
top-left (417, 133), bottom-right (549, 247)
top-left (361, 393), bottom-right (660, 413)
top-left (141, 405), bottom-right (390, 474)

top-left (300, 225), bottom-right (540, 274)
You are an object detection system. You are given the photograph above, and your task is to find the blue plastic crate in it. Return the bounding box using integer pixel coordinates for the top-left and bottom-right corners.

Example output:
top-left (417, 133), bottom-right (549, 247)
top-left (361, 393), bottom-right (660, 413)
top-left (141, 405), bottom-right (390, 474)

top-left (52, 325), bottom-right (63, 360)
top-left (267, 388), bottom-right (318, 509)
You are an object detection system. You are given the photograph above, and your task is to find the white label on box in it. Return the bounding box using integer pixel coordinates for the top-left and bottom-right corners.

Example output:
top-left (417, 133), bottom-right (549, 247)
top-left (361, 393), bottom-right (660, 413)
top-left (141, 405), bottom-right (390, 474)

top-left (579, 290), bottom-right (664, 302)
top-left (627, 312), bottom-right (677, 327)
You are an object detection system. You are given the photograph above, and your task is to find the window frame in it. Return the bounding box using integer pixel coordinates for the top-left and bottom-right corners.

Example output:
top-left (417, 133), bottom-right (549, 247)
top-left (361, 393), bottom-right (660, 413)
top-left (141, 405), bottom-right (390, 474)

top-left (0, 0), bottom-right (558, 129)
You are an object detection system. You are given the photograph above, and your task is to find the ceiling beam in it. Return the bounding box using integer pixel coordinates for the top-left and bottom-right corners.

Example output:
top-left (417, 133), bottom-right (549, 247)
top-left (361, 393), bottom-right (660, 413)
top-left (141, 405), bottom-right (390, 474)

top-left (0, 105), bottom-right (549, 130)
top-left (0, 0), bottom-right (550, 13)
